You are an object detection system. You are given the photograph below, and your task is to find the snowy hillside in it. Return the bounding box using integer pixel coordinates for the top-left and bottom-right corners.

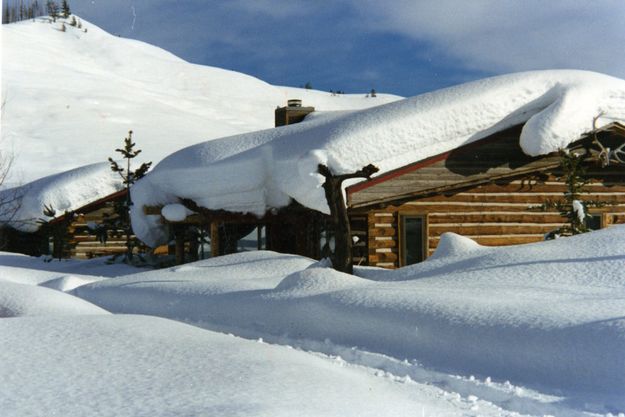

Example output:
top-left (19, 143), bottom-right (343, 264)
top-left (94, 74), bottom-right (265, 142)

top-left (1, 17), bottom-right (400, 185)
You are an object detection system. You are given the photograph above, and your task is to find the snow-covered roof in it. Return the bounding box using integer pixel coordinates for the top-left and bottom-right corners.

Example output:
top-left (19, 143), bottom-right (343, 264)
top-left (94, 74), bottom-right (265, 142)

top-left (0, 162), bottom-right (123, 232)
top-left (131, 70), bottom-right (625, 247)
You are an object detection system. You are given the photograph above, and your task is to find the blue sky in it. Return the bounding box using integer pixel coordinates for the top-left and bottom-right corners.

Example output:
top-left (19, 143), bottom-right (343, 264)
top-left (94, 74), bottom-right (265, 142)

top-left (71, 0), bottom-right (625, 97)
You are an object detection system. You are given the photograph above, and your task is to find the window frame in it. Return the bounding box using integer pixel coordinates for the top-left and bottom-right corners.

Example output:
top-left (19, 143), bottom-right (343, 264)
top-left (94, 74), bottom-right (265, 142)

top-left (398, 213), bottom-right (428, 267)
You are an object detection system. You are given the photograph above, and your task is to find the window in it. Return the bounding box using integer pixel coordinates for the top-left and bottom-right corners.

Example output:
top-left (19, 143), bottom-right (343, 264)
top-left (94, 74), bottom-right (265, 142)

top-left (585, 213), bottom-right (602, 231)
top-left (400, 215), bottom-right (426, 266)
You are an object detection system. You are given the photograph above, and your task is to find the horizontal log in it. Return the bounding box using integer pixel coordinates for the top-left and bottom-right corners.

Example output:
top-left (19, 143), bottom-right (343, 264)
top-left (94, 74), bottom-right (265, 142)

top-left (74, 242), bottom-right (128, 249)
top-left (430, 235), bottom-right (544, 246)
top-left (368, 238), bottom-right (397, 248)
top-left (71, 235), bottom-right (127, 243)
top-left (428, 224), bottom-right (562, 237)
top-left (471, 182), bottom-right (625, 194)
top-left (368, 227), bottom-right (396, 237)
top-left (143, 205), bottom-right (162, 215)
top-left (427, 213), bottom-right (567, 224)
top-left (368, 252), bottom-right (398, 263)
top-left (416, 193), bottom-right (625, 204)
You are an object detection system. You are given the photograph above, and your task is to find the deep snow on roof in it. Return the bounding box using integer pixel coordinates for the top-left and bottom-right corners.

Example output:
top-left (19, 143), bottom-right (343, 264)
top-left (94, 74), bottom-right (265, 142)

top-left (131, 70), bottom-right (625, 247)
top-left (0, 162), bottom-right (123, 232)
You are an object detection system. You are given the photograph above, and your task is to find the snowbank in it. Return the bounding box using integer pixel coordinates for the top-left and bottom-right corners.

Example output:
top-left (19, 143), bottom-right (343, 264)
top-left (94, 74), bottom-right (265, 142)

top-left (0, 281), bottom-right (108, 317)
top-left (1, 17), bottom-right (400, 184)
top-left (75, 226), bottom-right (625, 403)
top-left (131, 70), bottom-right (625, 247)
top-left (0, 162), bottom-right (122, 232)
top-left (0, 251), bottom-right (139, 278)
top-left (0, 315), bottom-right (486, 417)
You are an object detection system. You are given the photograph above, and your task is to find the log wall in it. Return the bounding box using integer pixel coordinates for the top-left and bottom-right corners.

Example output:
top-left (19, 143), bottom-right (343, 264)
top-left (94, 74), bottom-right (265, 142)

top-left (358, 172), bottom-right (625, 269)
top-left (67, 205), bottom-right (130, 259)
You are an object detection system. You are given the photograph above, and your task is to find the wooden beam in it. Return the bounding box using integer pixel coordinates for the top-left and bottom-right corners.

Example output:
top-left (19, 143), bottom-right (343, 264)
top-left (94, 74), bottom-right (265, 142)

top-left (174, 225), bottom-right (185, 265)
top-left (210, 222), bottom-right (220, 257)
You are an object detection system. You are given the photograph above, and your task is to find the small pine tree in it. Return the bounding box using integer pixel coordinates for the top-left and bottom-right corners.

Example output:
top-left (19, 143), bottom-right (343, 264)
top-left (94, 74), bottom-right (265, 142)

top-left (46, 0), bottom-right (58, 21)
top-left (535, 150), bottom-right (606, 238)
top-left (69, 15), bottom-right (76, 26)
top-left (304, 81), bottom-right (313, 90)
top-left (60, 0), bottom-right (69, 18)
top-left (108, 130), bottom-right (152, 263)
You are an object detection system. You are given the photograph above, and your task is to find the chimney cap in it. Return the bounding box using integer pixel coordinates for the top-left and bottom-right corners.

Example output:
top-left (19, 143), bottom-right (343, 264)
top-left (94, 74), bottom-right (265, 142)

top-left (287, 99), bottom-right (302, 107)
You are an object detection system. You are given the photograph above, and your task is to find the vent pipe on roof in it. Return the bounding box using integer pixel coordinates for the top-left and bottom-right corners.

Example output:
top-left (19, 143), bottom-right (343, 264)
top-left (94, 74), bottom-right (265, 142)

top-left (287, 99), bottom-right (302, 107)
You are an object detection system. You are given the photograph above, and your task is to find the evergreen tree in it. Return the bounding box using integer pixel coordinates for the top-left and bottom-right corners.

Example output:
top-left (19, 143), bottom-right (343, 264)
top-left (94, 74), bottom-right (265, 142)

top-left (536, 150), bottom-right (606, 238)
top-left (108, 130), bottom-right (152, 263)
top-left (60, 0), bottom-right (69, 18)
top-left (46, 0), bottom-right (57, 21)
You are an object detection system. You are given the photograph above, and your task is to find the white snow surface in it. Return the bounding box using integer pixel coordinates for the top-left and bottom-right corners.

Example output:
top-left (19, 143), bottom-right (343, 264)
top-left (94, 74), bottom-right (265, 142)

top-left (1, 17), bottom-right (400, 185)
top-left (0, 162), bottom-right (122, 232)
top-left (131, 69), bottom-right (625, 247)
top-left (0, 250), bottom-right (139, 278)
top-left (2, 315), bottom-right (515, 417)
top-left (73, 226), bottom-right (625, 413)
top-left (0, 280), bottom-right (108, 317)
top-left (4, 229), bottom-right (625, 415)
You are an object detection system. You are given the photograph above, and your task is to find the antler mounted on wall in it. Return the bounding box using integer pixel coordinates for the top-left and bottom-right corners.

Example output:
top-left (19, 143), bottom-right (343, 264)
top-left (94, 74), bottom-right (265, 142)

top-left (590, 114), bottom-right (625, 167)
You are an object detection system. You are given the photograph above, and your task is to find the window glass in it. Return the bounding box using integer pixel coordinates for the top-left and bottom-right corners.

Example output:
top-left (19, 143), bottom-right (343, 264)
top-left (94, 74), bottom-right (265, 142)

top-left (585, 214), bottom-right (602, 231)
top-left (402, 216), bottom-right (424, 265)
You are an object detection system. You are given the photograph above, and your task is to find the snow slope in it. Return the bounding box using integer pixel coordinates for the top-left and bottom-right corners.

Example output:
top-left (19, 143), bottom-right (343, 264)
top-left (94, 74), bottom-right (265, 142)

top-left (130, 69), bottom-right (625, 247)
top-left (1, 17), bottom-right (400, 185)
top-left (1, 314), bottom-right (516, 417)
top-left (74, 226), bottom-right (625, 411)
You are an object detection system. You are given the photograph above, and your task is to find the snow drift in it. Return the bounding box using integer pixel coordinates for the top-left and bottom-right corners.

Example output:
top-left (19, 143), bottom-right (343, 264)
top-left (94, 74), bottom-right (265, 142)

top-left (1, 315), bottom-right (479, 417)
top-left (75, 226), bottom-right (625, 403)
top-left (130, 69), bottom-right (625, 247)
top-left (0, 280), bottom-right (108, 317)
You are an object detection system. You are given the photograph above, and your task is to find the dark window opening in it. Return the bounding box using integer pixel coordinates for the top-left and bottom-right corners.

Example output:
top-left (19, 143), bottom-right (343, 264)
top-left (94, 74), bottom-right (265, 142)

top-left (401, 215), bottom-right (425, 266)
top-left (585, 214), bottom-right (602, 231)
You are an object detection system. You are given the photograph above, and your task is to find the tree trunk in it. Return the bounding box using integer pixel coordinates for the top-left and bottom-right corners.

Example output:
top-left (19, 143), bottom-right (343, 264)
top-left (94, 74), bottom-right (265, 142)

top-left (318, 164), bottom-right (378, 274)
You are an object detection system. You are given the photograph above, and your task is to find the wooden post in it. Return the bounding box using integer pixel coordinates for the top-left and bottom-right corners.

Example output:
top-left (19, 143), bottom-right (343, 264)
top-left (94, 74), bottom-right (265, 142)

top-left (174, 225), bottom-right (185, 265)
top-left (318, 163), bottom-right (378, 274)
top-left (168, 224), bottom-right (176, 256)
top-left (210, 222), bottom-right (220, 257)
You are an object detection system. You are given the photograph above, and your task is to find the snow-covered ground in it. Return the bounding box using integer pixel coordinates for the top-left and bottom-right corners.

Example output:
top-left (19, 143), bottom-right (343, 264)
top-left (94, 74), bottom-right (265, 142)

top-left (3, 226), bottom-right (625, 416)
top-left (1, 17), bottom-right (400, 185)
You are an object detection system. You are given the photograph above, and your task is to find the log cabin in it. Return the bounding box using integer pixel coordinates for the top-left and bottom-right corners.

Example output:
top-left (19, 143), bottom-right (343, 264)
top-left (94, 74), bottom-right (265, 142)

top-left (46, 188), bottom-right (134, 259)
top-left (346, 122), bottom-right (625, 268)
top-left (0, 189), bottom-right (132, 259)
top-left (148, 103), bottom-right (625, 267)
